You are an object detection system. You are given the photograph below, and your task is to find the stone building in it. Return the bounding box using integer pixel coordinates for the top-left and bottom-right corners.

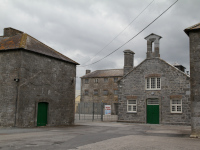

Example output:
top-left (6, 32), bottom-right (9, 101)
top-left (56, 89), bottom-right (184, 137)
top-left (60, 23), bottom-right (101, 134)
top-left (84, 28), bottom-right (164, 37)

top-left (118, 33), bottom-right (191, 125)
top-left (80, 69), bottom-right (123, 114)
top-left (0, 27), bottom-right (79, 127)
top-left (184, 22), bottom-right (200, 137)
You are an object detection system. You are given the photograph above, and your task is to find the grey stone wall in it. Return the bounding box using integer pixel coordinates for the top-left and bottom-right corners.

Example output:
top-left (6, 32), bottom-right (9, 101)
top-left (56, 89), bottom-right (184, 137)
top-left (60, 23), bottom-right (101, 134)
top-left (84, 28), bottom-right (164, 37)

top-left (118, 58), bottom-right (191, 125)
top-left (0, 50), bottom-right (76, 127)
top-left (81, 77), bottom-right (119, 114)
top-left (188, 31), bottom-right (200, 137)
top-left (0, 50), bottom-right (21, 126)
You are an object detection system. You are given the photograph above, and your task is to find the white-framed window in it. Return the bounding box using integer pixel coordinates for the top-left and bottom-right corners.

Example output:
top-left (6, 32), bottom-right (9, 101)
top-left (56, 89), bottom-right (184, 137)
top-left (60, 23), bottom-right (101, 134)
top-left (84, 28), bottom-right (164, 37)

top-left (127, 100), bottom-right (137, 112)
top-left (171, 100), bottom-right (182, 113)
top-left (94, 78), bottom-right (98, 83)
top-left (146, 77), bottom-right (161, 90)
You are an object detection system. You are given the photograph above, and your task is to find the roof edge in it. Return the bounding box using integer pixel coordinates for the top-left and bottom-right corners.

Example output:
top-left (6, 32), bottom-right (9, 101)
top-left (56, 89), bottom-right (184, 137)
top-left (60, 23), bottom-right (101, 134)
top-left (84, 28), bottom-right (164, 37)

top-left (184, 22), bottom-right (200, 36)
top-left (118, 58), bottom-right (189, 82)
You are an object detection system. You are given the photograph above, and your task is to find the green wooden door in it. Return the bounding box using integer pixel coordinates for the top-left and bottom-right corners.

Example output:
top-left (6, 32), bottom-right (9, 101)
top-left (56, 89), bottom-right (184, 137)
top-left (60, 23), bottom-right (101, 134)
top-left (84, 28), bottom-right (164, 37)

top-left (147, 99), bottom-right (159, 124)
top-left (37, 102), bottom-right (48, 126)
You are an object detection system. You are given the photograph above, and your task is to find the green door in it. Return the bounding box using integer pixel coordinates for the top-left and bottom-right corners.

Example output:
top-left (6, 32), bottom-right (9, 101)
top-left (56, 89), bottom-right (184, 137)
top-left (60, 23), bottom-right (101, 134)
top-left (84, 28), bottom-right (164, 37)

top-left (37, 102), bottom-right (48, 126)
top-left (147, 99), bottom-right (159, 124)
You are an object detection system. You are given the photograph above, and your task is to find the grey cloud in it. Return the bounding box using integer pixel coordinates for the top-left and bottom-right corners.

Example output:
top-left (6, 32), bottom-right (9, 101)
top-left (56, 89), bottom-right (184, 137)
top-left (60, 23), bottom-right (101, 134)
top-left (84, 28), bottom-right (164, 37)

top-left (0, 0), bottom-right (199, 90)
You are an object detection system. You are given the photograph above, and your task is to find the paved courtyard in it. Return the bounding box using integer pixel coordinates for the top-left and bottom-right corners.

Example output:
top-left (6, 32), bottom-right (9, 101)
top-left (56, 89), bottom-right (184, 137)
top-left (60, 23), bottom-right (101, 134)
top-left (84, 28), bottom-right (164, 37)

top-left (0, 122), bottom-right (199, 150)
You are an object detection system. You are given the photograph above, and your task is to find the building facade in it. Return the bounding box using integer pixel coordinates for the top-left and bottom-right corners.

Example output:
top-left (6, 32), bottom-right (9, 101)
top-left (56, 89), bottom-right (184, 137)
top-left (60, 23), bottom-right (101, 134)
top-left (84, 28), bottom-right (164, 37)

top-left (80, 69), bottom-right (123, 114)
top-left (118, 33), bottom-right (191, 125)
top-left (185, 22), bottom-right (200, 137)
top-left (0, 27), bottom-right (79, 127)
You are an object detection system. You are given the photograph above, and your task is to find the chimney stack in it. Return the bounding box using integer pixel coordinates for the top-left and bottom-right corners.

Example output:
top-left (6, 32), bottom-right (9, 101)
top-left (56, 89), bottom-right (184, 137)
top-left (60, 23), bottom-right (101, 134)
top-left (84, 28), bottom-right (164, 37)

top-left (123, 49), bottom-right (134, 75)
top-left (86, 70), bottom-right (91, 74)
top-left (4, 27), bottom-right (23, 37)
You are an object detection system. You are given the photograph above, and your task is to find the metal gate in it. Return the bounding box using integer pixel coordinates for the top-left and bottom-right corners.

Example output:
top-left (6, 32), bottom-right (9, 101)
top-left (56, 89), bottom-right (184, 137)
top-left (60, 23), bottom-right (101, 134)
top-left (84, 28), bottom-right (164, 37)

top-left (75, 102), bottom-right (118, 122)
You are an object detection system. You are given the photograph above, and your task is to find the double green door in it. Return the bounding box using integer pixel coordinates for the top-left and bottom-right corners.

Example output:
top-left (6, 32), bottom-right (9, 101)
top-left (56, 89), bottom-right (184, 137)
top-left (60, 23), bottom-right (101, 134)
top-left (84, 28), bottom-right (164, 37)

top-left (147, 99), bottom-right (159, 124)
top-left (37, 102), bottom-right (48, 126)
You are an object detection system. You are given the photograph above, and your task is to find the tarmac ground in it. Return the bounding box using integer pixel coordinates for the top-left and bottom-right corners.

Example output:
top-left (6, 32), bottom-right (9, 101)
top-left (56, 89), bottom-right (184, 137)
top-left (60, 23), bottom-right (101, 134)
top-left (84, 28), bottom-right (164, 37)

top-left (0, 122), bottom-right (199, 150)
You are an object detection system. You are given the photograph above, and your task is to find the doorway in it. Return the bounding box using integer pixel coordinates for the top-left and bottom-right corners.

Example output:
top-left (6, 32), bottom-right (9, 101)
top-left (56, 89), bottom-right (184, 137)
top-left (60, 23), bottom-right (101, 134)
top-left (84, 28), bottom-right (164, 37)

top-left (147, 99), bottom-right (159, 124)
top-left (37, 102), bottom-right (48, 126)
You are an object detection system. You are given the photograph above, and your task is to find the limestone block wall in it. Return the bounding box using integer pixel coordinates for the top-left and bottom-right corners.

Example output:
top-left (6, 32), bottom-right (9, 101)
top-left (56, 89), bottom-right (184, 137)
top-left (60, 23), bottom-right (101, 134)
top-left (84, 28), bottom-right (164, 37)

top-left (118, 58), bottom-right (191, 125)
top-left (0, 50), bottom-right (76, 127)
top-left (0, 50), bottom-right (21, 126)
top-left (189, 31), bottom-right (200, 136)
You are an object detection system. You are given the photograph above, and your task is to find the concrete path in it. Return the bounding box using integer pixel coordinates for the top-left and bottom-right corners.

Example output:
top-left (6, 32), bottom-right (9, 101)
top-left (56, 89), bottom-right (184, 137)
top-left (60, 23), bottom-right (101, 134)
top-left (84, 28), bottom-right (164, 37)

top-left (0, 122), bottom-right (199, 150)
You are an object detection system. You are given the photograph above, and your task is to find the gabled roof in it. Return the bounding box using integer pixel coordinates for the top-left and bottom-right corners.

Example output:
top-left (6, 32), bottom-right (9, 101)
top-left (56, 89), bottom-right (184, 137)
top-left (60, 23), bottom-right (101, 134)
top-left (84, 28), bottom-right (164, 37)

top-left (118, 58), bottom-right (189, 82)
top-left (0, 27), bottom-right (79, 65)
top-left (184, 22), bottom-right (200, 36)
top-left (144, 33), bottom-right (162, 40)
top-left (81, 69), bottom-right (123, 78)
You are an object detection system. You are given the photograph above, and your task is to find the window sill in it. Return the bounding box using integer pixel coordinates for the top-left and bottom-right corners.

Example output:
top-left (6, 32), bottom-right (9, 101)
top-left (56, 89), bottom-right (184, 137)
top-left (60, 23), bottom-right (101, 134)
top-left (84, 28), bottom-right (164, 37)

top-left (170, 112), bottom-right (182, 114)
top-left (146, 89), bottom-right (161, 91)
top-left (126, 112), bottom-right (137, 114)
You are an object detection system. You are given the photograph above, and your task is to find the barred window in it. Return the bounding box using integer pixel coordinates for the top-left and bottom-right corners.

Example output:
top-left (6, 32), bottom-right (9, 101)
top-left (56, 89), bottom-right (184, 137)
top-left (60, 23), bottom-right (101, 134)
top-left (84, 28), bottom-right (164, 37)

top-left (114, 90), bottom-right (118, 95)
top-left (171, 100), bottom-right (182, 113)
top-left (127, 100), bottom-right (137, 112)
top-left (146, 77), bottom-right (161, 90)
top-left (94, 90), bottom-right (98, 95)
top-left (85, 79), bottom-right (89, 84)
top-left (104, 78), bottom-right (108, 83)
top-left (94, 78), bottom-right (98, 83)
top-left (103, 90), bottom-right (108, 96)
top-left (85, 90), bottom-right (89, 95)
top-left (114, 77), bottom-right (118, 83)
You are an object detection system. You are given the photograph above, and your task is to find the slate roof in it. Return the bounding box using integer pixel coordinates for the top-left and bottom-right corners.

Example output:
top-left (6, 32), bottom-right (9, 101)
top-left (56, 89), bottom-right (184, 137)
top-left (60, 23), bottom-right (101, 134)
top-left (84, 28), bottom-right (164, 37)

top-left (184, 22), bottom-right (200, 36)
top-left (81, 69), bottom-right (123, 78)
top-left (0, 27), bottom-right (79, 65)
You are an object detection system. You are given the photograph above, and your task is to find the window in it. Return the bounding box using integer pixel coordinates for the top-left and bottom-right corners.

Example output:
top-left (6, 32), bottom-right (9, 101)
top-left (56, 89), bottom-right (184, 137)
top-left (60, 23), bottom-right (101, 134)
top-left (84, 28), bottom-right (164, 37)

top-left (94, 78), bottom-right (98, 83)
top-left (104, 78), bottom-right (108, 83)
top-left (85, 79), bottom-right (89, 84)
top-left (171, 100), bottom-right (182, 113)
top-left (114, 90), bottom-right (118, 95)
top-left (103, 90), bottom-right (108, 96)
top-left (85, 90), bottom-right (89, 96)
top-left (146, 77), bottom-right (161, 90)
top-left (94, 90), bottom-right (98, 96)
top-left (114, 77), bottom-right (118, 83)
top-left (127, 100), bottom-right (137, 112)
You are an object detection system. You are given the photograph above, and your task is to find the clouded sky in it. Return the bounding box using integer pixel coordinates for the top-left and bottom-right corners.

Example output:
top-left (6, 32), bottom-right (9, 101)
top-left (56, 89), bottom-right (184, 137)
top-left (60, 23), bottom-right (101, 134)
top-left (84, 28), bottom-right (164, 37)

top-left (0, 0), bottom-right (199, 90)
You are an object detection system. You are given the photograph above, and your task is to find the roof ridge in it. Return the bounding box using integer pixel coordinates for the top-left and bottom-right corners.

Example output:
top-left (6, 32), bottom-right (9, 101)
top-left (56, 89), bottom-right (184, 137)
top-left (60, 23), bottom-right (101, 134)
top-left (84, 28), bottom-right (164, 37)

top-left (20, 33), bottom-right (28, 48)
top-left (158, 58), bottom-right (189, 77)
top-left (96, 68), bottom-right (123, 71)
top-left (26, 34), bottom-right (79, 64)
